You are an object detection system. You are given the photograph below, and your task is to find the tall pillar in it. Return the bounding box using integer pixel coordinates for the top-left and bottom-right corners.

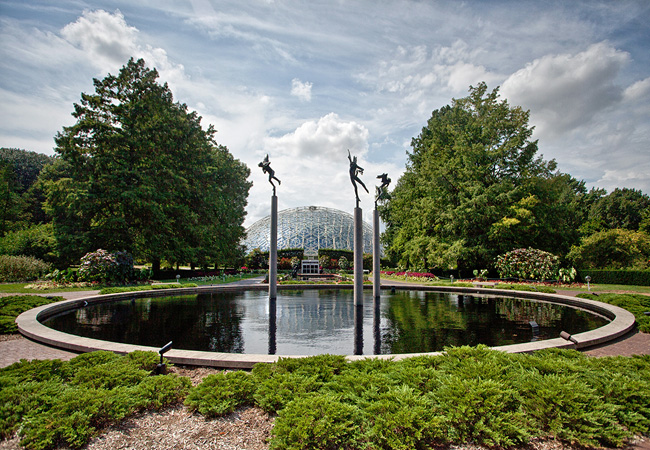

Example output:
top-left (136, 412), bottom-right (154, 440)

top-left (354, 206), bottom-right (363, 306)
top-left (373, 208), bottom-right (381, 299)
top-left (269, 195), bottom-right (278, 300)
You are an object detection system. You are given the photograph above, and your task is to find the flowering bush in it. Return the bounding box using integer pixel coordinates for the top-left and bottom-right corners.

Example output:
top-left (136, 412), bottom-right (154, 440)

top-left (77, 249), bottom-right (135, 284)
top-left (495, 248), bottom-right (559, 281)
top-left (381, 271), bottom-right (438, 281)
top-left (338, 256), bottom-right (350, 270)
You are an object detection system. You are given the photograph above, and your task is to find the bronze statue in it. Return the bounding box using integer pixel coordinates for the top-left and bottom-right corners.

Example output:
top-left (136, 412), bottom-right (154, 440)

top-left (348, 149), bottom-right (368, 207)
top-left (375, 173), bottom-right (391, 205)
top-left (259, 154), bottom-right (281, 195)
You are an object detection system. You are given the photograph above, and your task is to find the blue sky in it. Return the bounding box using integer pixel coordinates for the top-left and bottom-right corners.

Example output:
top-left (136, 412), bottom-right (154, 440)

top-left (1, 0), bottom-right (649, 226)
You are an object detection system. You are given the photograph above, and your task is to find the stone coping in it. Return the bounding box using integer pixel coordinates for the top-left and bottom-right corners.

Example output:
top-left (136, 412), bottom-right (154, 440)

top-left (16, 285), bottom-right (636, 369)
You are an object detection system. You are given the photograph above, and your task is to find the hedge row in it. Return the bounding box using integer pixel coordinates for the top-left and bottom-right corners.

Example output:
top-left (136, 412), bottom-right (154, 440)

top-left (578, 269), bottom-right (650, 286)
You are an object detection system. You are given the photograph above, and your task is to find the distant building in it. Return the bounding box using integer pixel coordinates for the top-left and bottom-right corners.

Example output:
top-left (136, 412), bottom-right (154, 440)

top-left (242, 205), bottom-right (376, 256)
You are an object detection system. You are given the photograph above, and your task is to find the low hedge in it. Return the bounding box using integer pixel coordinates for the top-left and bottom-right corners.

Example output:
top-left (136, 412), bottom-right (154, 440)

top-left (0, 295), bottom-right (63, 334)
top-left (578, 269), bottom-right (650, 286)
top-left (185, 347), bottom-right (650, 449)
top-left (0, 351), bottom-right (190, 449)
top-left (577, 292), bottom-right (650, 332)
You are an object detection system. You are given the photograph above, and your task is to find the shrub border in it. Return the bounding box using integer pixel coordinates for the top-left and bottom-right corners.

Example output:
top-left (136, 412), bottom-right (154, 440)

top-left (16, 284), bottom-right (636, 369)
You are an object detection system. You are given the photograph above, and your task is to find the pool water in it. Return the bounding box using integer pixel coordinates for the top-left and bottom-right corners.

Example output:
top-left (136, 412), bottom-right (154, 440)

top-left (43, 289), bottom-right (608, 356)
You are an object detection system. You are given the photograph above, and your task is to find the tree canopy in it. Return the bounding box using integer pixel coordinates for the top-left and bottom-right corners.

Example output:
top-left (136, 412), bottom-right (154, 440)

top-left (380, 83), bottom-right (585, 272)
top-left (43, 58), bottom-right (251, 269)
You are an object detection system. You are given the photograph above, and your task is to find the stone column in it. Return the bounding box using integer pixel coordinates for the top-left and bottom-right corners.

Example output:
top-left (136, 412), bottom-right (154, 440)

top-left (373, 208), bottom-right (381, 299)
top-left (269, 195), bottom-right (278, 300)
top-left (354, 206), bottom-right (363, 306)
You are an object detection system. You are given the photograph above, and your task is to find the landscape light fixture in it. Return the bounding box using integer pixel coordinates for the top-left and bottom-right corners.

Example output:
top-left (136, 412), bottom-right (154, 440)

top-left (585, 275), bottom-right (591, 291)
top-left (155, 341), bottom-right (173, 374)
top-left (559, 331), bottom-right (578, 344)
top-left (176, 274), bottom-right (180, 283)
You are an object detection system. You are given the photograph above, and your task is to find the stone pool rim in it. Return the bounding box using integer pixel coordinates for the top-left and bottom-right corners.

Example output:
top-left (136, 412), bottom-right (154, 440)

top-left (16, 284), bottom-right (636, 369)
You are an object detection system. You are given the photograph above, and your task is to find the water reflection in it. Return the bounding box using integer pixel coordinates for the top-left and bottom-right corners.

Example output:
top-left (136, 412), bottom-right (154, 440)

top-left (44, 289), bottom-right (608, 356)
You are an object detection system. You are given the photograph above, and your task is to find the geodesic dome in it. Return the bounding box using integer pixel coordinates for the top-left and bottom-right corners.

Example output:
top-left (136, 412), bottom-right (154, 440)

top-left (242, 205), bottom-right (375, 255)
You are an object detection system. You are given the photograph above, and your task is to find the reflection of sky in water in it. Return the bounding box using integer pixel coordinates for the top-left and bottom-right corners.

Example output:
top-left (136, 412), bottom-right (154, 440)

top-left (44, 290), bottom-right (608, 356)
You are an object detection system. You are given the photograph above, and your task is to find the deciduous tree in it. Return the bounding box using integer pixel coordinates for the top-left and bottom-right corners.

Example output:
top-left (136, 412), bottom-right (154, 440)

top-left (381, 83), bottom-right (582, 271)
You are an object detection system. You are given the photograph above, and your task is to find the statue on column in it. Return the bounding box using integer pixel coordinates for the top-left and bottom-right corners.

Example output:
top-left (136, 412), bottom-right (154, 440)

top-left (259, 154), bottom-right (281, 195)
top-left (348, 149), bottom-right (368, 207)
top-left (375, 173), bottom-right (391, 206)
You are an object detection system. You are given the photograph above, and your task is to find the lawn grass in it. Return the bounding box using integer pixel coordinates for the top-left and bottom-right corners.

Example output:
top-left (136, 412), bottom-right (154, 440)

top-left (0, 274), bottom-right (262, 294)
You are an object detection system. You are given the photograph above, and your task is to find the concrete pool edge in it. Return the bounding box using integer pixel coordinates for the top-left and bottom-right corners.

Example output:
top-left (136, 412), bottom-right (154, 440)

top-left (16, 285), bottom-right (637, 369)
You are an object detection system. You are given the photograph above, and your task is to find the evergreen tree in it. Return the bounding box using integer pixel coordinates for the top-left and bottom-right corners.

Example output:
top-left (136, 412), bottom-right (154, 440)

top-left (44, 58), bottom-right (251, 269)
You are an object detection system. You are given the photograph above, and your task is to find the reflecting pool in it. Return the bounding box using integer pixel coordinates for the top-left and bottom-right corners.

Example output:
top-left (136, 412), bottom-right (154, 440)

top-left (43, 289), bottom-right (608, 356)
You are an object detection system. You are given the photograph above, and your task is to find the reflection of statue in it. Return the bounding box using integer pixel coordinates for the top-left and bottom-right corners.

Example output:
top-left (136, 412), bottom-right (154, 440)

top-left (375, 173), bottom-right (391, 205)
top-left (259, 154), bottom-right (281, 195)
top-left (348, 149), bottom-right (368, 207)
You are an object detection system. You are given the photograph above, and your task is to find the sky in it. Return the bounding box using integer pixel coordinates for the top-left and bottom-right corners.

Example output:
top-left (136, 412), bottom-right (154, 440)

top-left (1, 0), bottom-right (649, 227)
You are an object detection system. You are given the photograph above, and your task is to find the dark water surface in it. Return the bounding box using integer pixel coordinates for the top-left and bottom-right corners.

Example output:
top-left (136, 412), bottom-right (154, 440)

top-left (43, 290), bottom-right (608, 355)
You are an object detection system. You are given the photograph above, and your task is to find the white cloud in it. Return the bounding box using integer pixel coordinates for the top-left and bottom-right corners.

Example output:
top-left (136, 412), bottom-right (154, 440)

top-left (501, 42), bottom-right (629, 138)
top-left (61, 9), bottom-right (139, 73)
top-left (623, 77), bottom-right (650, 103)
top-left (290, 78), bottom-right (312, 102)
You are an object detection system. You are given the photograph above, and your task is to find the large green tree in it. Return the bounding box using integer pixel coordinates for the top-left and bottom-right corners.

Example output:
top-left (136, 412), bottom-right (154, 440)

top-left (44, 58), bottom-right (251, 269)
top-left (381, 83), bottom-right (583, 272)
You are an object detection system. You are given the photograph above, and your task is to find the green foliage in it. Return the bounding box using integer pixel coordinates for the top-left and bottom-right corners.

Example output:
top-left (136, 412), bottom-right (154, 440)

top-left (0, 295), bottom-right (63, 334)
top-left (568, 229), bottom-right (650, 269)
top-left (577, 292), bottom-right (650, 332)
top-left (381, 83), bottom-right (583, 271)
top-left (580, 187), bottom-right (650, 235)
top-left (495, 247), bottom-right (560, 280)
top-left (318, 248), bottom-right (354, 262)
top-left (338, 255), bottom-right (350, 270)
top-left (184, 371), bottom-right (256, 417)
top-left (0, 224), bottom-right (56, 262)
top-left (183, 346), bottom-right (650, 449)
top-left (44, 58), bottom-right (251, 268)
top-left (0, 351), bottom-right (190, 449)
top-left (0, 148), bottom-right (53, 237)
top-left (577, 269), bottom-right (650, 286)
top-left (0, 255), bottom-right (51, 282)
top-left (270, 393), bottom-right (368, 450)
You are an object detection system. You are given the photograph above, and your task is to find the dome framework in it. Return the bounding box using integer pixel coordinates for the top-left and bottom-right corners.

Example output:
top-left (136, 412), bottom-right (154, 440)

top-left (243, 206), bottom-right (375, 256)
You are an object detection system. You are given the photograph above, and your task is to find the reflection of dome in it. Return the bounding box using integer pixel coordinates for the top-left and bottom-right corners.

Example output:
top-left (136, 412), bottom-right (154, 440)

top-left (243, 206), bottom-right (374, 255)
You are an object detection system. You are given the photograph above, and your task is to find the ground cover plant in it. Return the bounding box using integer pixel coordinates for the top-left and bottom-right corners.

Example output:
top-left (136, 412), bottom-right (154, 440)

top-left (577, 292), bottom-right (650, 332)
top-left (185, 347), bottom-right (650, 449)
top-left (0, 295), bottom-right (63, 334)
top-left (0, 351), bottom-right (190, 449)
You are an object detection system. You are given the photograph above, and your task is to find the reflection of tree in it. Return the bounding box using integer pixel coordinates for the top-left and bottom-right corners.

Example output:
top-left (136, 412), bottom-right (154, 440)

top-left (47, 293), bottom-right (245, 353)
top-left (495, 299), bottom-right (562, 327)
top-left (383, 292), bottom-right (472, 354)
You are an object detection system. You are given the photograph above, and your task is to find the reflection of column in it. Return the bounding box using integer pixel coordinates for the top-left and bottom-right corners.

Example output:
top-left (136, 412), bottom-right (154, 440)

top-left (373, 208), bottom-right (381, 299)
top-left (269, 195), bottom-right (278, 300)
top-left (354, 206), bottom-right (363, 306)
top-left (268, 297), bottom-right (277, 355)
top-left (373, 300), bottom-right (381, 355)
top-left (354, 304), bottom-right (364, 355)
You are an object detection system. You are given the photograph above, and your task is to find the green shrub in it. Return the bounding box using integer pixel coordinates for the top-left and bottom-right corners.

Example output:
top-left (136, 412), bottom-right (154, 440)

top-left (577, 269), bottom-right (650, 286)
top-left (0, 351), bottom-right (190, 450)
top-left (517, 372), bottom-right (627, 447)
top-left (269, 393), bottom-right (368, 450)
top-left (568, 229), bottom-right (650, 269)
top-left (0, 255), bottom-right (51, 282)
top-left (365, 385), bottom-right (446, 449)
top-left (0, 295), bottom-right (63, 334)
top-left (495, 247), bottom-right (559, 280)
top-left (184, 371), bottom-right (256, 417)
top-left (78, 249), bottom-right (135, 284)
top-left (0, 224), bottom-right (56, 262)
top-left (577, 293), bottom-right (650, 332)
top-left (186, 348), bottom-right (650, 449)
